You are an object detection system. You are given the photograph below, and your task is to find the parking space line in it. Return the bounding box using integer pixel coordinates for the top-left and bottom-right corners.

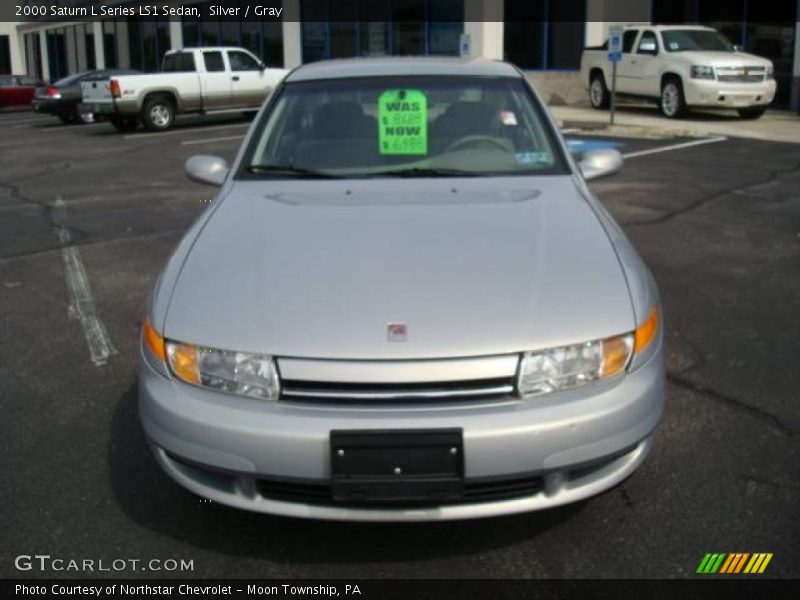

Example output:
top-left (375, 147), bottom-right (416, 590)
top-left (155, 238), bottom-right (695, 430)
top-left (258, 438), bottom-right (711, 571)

top-left (182, 134), bottom-right (245, 146)
top-left (53, 196), bottom-right (118, 367)
top-left (123, 122), bottom-right (249, 140)
top-left (622, 136), bottom-right (727, 159)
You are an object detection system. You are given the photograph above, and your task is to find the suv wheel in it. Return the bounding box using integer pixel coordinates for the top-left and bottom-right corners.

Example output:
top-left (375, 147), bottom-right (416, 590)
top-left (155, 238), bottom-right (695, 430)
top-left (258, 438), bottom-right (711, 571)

top-left (660, 79), bottom-right (686, 118)
top-left (142, 96), bottom-right (175, 131)
top-left (589, 74), bottom-right (610, 109)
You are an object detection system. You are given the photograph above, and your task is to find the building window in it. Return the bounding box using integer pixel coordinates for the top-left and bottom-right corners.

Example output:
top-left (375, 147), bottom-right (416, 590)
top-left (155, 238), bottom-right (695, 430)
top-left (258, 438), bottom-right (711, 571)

top-left (128, 18), bottom-right (169, 72)
top-left (300, 0), bottom-right (463, 61)
top-left (104, 21), bottom-right (119, 68)
top-left (0, 35), bottom-right (11, 75)
top-left (46, 29), bottom-right (68, 81)
top-left (84, 25), bottom-right (96, 70)
top-left (183, 1), bottom-right (285, 67)
top-left (24, 33), bottom-right (42, 79)
top-left (504, 0), bottom-right (585, 70)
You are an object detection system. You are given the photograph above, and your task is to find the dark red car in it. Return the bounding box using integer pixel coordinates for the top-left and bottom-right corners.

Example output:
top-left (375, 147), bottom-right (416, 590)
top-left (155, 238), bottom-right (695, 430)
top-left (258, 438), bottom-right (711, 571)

top-left (0, 75), bottom-right (47, 109)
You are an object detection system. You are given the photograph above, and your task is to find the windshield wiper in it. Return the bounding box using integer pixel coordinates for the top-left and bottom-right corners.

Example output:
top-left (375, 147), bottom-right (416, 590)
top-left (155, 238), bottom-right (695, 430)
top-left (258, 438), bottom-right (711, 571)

top-left (372, 167), bottom-right (482, 178)
top-left (247, 165), bottom-right (344, 179)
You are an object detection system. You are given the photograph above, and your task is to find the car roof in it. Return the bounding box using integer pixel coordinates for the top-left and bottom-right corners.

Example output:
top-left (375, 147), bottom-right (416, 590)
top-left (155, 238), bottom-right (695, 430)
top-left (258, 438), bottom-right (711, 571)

top-left (174, 47), bottom-right (255, 52)
top-left (626, 24), bottom-right (715, 31)
top-left (286, 57), bottom-right (521, 82)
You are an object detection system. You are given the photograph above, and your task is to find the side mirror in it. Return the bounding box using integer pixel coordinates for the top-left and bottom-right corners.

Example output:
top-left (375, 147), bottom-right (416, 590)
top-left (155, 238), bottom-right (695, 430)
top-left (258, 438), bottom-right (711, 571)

top-left (579, 148), bottom-right (623, 181)
top-left (185, 155), bottom-right (229, 186)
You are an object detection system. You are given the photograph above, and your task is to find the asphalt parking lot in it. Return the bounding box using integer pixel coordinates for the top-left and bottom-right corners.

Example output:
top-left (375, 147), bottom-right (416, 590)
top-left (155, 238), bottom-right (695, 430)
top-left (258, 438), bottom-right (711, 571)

top-left (1, 110), bottom-right (798, 579)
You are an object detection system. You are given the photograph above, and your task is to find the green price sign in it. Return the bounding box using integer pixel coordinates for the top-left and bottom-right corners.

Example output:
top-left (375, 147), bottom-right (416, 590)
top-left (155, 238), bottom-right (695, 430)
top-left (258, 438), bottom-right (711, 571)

top-left (378, 89), bottom-right (428, 155)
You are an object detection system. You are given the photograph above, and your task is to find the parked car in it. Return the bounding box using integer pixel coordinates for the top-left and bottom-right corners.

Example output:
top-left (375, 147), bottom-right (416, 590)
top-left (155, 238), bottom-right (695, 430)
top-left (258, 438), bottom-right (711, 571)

top-left (0, 74), bottom-right (46, 109)
top-left (82, 46), bottom-right (287, 132)
top-left (139, 57), bottom-right (665, 521)
top-left (33, 69), bottom-right (140, 124)
top-left (580, 25), bottom-right (776, 119)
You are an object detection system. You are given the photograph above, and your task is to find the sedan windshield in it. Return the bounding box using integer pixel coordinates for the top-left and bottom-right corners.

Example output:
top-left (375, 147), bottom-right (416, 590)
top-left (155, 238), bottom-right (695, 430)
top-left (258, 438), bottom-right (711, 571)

top-left (243, 76), bottom-right (567, 178)
top-left (662, 29), bottom-right (734, 52)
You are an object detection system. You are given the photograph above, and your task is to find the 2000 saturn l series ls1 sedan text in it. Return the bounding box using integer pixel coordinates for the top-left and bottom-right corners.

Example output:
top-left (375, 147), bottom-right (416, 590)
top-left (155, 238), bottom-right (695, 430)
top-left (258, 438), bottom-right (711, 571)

top-left (138, 57), bottom-right (664, 521)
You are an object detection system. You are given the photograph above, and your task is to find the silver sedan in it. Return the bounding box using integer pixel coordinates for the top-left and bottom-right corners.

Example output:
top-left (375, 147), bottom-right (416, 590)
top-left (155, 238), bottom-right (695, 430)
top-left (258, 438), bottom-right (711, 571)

top-left (138, 57), bottom-right (664, 521)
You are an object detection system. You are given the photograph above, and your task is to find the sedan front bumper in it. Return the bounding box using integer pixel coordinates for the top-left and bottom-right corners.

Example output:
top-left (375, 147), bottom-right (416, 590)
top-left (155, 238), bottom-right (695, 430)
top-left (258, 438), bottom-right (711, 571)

top-left (138, 342), bottom-right (664, 521)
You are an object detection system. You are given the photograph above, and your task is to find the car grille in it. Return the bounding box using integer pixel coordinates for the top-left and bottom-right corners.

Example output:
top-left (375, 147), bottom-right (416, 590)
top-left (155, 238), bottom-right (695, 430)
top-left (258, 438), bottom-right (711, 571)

top-left (716, 67), bottom-right (765, 83)
top-left (256, 474), bottom-right (544, 507)
top-left (281, 377), bottom-right (516, 401)
top-left (277, 355), bottom-right (519, 402)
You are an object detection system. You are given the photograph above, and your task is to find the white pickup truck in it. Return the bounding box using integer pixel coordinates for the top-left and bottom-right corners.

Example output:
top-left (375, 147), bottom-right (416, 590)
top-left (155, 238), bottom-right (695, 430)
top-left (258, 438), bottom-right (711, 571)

top-left (81, 46), bottom-right (287, 132)
top-left (580, 25), bottom-right (776, 119)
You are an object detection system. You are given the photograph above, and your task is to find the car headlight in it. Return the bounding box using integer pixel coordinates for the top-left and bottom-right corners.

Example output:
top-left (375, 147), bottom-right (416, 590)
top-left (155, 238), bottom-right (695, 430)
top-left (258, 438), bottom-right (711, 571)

top-left (517, 308), bottom-right (659, 398)
top-left (766, 66), bottom-right (775, 80)
top-left (690, 65), bottom-right (715, 80)
top-left (164, 341), bottom-right (281, 400)
top-left (143, 319), bottom-right (280, 400)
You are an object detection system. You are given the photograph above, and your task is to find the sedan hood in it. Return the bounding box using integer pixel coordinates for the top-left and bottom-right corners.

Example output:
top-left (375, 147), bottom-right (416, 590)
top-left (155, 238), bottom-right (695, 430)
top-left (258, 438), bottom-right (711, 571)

top-left (165, 178), bottom-right (634, 359)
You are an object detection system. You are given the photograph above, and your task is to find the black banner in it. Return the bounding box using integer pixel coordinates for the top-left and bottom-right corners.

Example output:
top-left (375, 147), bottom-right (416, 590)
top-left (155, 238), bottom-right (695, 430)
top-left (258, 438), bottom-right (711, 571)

top-left (3, 0), bottom-right (797, 23)
top-left (2, 579), bottom-right (798, 600)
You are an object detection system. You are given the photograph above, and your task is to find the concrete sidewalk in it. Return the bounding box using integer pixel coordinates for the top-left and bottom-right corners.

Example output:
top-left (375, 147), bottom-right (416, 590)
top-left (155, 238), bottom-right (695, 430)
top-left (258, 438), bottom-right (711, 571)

top-left (550, 103), bottom-right (800, 144)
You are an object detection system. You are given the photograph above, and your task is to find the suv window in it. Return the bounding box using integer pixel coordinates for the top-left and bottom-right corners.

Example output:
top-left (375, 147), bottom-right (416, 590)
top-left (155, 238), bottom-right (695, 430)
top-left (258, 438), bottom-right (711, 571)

top-left (228, 51), bottom-right (261, 71)
top-left (163, 52), bottom-right (196, 73)
top-left (622, 30), bottom-right (639, 53)
top-left (637, 31), bottom-right (658, 55)
top-left (203, 51), bottom-right (225, 73)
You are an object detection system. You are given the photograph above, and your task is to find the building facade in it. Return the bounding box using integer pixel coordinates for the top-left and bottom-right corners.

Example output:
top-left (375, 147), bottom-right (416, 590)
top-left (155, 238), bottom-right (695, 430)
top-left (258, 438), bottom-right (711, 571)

top-left (1, 0), bottom-right (799, 111)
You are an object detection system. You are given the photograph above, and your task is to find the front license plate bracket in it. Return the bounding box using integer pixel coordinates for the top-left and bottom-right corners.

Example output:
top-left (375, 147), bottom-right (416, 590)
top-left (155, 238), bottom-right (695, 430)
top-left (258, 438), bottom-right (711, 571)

top-left (330, 429), bottom-right (464, 504)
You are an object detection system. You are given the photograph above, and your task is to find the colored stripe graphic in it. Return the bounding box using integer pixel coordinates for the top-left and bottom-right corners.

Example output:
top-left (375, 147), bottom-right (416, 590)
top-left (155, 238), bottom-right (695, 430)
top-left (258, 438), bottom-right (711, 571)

top-left (720, 553), bottom-right (750, 573)
top-left (697, 553), bottom-right (727, 573)
top-left (744, 553), bottom-right (773, 574)
top-left (698, 552), bottom-right (773, 574)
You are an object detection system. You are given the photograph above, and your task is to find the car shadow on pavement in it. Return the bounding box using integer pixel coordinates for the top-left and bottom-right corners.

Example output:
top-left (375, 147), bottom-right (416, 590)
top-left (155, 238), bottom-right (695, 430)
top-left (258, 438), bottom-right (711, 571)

top-left (109, 382), bottom-right (586, 564)
top-left (613, 103), bottom-right (757, 122)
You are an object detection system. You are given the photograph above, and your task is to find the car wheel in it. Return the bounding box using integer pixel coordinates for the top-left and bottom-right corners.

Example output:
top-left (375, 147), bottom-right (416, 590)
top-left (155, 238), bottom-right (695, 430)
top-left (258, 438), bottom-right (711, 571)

top-left (737, 107), bottom-right (766, 120)
top-left (142, 96), bottom-right (175, 131)
top-left (109, 116), bottom-right (139, 132)
top-left (660, 78), bottom-right (686, 119)
top-left (589, 74), bottom-right (610, 109)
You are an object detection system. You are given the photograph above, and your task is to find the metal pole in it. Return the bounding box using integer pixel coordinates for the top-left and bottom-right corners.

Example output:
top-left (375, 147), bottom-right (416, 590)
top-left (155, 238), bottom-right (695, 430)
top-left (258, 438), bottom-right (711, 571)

top-left (610, 59), bottom-right (617, 126)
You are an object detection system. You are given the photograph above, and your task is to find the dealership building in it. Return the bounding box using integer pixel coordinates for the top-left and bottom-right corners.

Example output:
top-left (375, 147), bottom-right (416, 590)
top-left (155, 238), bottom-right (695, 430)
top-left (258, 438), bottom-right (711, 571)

top-left (1, 0), bottom-right (799, 110)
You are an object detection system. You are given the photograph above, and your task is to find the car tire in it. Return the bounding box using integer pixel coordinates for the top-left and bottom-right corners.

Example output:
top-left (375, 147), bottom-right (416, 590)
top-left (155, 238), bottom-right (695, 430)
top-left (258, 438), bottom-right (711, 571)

top-left (109, 116), bottom-right (138, 132)
top-left (142, 95), bottom-right (175, 131)
top-left (737, 107), bottom-right (766, 120)
top-left (660, 78), bottom-right (686, 119)
top-left (589, 74), bottom-right (610, 109)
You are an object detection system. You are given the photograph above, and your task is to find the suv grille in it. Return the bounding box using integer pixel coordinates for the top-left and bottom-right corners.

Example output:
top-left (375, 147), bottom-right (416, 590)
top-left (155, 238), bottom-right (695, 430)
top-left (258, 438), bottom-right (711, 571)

top-left (717, 66), bottom-right (765, 83)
